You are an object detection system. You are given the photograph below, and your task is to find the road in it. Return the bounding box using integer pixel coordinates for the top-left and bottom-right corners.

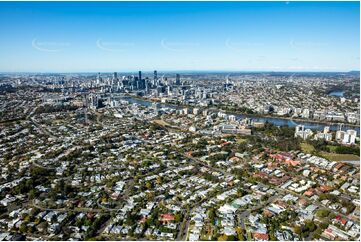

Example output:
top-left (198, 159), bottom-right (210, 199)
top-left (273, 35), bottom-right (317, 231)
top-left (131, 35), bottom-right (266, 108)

top-left (236, 195), bottom-right (278, 229)
top-left (176, 207), bottom-right (190, 240)
top-left (183, 154), bottom-right (232, 177)
top-left (30, 117), bottom-right (56, 139)
top-left (31, 199), bottom-right (112, 214)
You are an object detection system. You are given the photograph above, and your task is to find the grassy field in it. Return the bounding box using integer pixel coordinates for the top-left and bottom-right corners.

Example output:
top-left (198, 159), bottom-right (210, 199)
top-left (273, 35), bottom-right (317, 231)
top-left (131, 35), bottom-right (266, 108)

top-left (153, 119), bottom-right (171, 127)
top-left (326, 145), bottom-right (338, 152)
top-left (300, 142), bottom-right (315, 153)
top-left (320, 152), bottom-right (360, 162)
top-left (236, 138), bottom-right (248, 144)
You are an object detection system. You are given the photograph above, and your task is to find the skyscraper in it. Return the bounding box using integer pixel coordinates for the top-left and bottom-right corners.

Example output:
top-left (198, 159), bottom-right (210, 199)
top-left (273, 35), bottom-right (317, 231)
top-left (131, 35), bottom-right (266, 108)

top-left (96, 72), bottom-right (102, 85)
top-left (154, 70), bottom-right (157, 81)
top-left (138, 71), bottom-right (142, 81)
top-left (176, 74), bottom-right (180, 85)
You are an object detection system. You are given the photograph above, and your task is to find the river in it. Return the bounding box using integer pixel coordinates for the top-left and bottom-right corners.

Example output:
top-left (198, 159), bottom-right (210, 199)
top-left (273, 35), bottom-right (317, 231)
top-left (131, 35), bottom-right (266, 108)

top-left (328, 90), bottom-right (345, 97)
top-left (122, 96), bottom-right (359, 133)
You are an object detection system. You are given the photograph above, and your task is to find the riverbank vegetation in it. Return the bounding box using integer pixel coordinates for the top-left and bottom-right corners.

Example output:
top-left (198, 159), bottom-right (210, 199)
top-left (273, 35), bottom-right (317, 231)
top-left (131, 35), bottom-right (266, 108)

top-left (298, 138), bottom-right (359, 161)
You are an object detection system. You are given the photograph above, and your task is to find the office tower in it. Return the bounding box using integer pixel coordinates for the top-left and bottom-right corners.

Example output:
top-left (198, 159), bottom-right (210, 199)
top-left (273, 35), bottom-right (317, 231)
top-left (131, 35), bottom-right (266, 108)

top-left (145, 79), bottom-right (149, 93)
top-left (154, 70), bottom-right (157, 81)
top-left (343, 133), bottom-right (351, 144)
top-left (336, 130), bottom-right (345, 141)
top-left (117, 81), bottom-right (122, 91)
top-left (84, 94), bottom-right (88, 124)
top-left (346, 129), bottom-right (357, 144)
top-left (195, 90), bottom-right (202, 99)
top-left (302, 109), bottom-right (310, 119)
top-left (88, 94), bottom-right (99, 109)
top-left (138, 71), bottom-right (142, 81)
top-left (96, 72), bottom-right (102, 85)
top-left (111, 72), bottom-right (119, 89)
top-left (140, 78), bottom-right (146, 90)
top-left (176, 74), bottom-right (181, 85)
top-left (122, 79), bottom-right (128, 88)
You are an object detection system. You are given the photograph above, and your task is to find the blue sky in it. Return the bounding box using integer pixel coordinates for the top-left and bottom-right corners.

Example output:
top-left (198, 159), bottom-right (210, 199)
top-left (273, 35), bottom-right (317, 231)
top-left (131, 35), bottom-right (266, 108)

top-left (0, 1), bottom-right (359, 72)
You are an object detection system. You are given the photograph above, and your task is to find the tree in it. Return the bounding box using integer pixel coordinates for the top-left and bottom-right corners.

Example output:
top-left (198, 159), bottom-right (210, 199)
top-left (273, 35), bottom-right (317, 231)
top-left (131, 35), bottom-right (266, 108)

top-left (217, 234), bottom-right (228, 241)
top-left (269, 230), bottom-right (277, 241)
top-left (156, 176), bottom-right (163, 185)
top-left (27, 225), bottom-right (35, 233)
top-left (19, 223), bottom-right (27, 233)
top-left (306, 220), bottom-right (316, 231)
top-left (28, 189), bottom-right (36, 200)
top-left (293, 225), bottom-right (301, 235)
top-left (101, 196), bottom-right (108, 204)
top-left (236, 227), bottom-right (245, 241)
top-left (227, 235), bottom-right (237, 241)
top-left (316, 209), bottom-right (330, 218)
top-left (208, 208), bottom-right (216, 222)
top-left (313, 227), bottom-right (323, 239)
top-left (335, 145), bottom-right (359, 155)
top-left (145, 182), bottom-right (152, 190)
top-left (175, 213), bottom-right (182, 223)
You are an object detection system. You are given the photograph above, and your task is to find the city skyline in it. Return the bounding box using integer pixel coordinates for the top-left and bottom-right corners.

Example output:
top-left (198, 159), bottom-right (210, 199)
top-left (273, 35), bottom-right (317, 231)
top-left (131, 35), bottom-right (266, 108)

top-left (0, 2), bottom-right (360, 241)
top-left (0, 1), bottom-right (360, 72)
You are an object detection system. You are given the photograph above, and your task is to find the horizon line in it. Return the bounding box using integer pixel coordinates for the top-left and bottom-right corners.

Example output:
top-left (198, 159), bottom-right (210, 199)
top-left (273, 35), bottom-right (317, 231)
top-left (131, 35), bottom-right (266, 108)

top-left (0, 70), bottom-right (360, 74)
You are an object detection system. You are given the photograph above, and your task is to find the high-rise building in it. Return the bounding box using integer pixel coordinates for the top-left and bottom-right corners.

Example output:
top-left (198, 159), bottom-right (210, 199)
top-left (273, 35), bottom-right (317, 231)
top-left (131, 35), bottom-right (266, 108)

top-left (96, 72), bottom-right (102, 85)
top-left (302, 109), bottom-right (310, 119)
top-left (112, 72), bottom-right (118, 88)
top-left (294, 125), bottom-right (313, 140)
top-left (175, 74), bottom-right (181, 85)
top-left (145, 79), bottom-right (149, 93)
top-left (323, 126), bottom-right (330, 134)
top-left (346, 129), bottom-right (357, 144)
top-left (138, 71), bottom-right (142, 81)
top-left (154, 70), bottom-right (157, 81)
top-left (336, 130), bottom-right (345, 141)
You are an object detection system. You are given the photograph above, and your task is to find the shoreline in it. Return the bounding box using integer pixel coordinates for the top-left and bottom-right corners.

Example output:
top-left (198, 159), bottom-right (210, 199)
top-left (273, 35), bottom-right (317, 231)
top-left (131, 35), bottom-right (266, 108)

top-left (124, 94), bottom-right (360, 129)
top-left (219, 109), bottom-right (360, 128)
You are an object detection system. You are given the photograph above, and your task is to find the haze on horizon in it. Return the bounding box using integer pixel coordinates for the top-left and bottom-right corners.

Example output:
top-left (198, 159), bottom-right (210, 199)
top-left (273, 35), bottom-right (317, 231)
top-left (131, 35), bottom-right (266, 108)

top-left (0, 1), bottom-right (359, 73)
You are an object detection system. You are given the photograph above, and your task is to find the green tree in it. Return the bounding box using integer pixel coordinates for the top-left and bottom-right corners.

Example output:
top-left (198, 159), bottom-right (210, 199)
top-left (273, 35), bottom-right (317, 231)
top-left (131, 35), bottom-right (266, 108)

top-left (294, 225), bottom-right (302, 235)
top-left (145, 182), bottom-right (152, 190)
top-left (316, 209), bottom-right (330, 218)
top-left (19, 223), bottom-right (27, 233)
top-left (218, 234), bottom-right (228, 241)
top-left (236, 227), bottom-right (245, 241)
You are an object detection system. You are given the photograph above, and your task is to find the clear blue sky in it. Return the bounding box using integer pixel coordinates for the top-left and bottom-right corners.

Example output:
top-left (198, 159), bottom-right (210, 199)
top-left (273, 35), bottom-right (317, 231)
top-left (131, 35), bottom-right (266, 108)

top-left (0, 1), bottom-right (359, 72)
